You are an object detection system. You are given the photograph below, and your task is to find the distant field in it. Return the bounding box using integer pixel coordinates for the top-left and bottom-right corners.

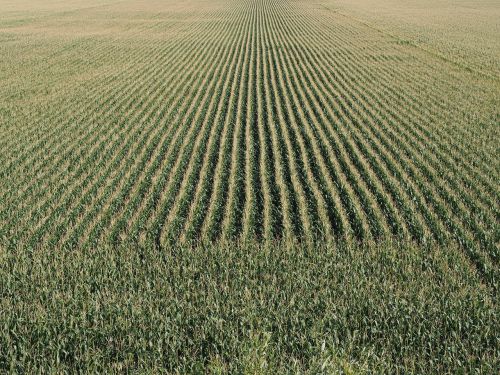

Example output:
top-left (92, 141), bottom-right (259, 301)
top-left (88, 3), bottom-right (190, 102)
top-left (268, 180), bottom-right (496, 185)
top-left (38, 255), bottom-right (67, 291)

top-left (0, 0), bottom-right (498, 372)
top-left (331, 0), bottom-right (500, 77)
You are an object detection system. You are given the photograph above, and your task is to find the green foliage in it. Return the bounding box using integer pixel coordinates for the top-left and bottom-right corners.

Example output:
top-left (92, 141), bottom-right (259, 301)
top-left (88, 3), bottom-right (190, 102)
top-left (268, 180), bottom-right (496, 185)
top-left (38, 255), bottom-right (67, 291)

top-left (0, 0), bottom-right (498, 373)
top-left (1, 240), bottom-right (498, 373)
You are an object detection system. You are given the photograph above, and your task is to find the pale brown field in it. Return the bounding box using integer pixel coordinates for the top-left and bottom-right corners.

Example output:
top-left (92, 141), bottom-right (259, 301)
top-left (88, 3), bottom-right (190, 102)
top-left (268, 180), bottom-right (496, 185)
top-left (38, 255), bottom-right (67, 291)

top-left (331, 0), bottom-right (500, 77)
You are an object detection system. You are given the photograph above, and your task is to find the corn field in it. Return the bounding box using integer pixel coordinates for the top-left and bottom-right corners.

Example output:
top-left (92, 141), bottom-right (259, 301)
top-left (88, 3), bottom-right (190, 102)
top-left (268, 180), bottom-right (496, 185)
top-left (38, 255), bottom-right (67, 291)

top-left (0, 0), bottom-right (498, 372)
